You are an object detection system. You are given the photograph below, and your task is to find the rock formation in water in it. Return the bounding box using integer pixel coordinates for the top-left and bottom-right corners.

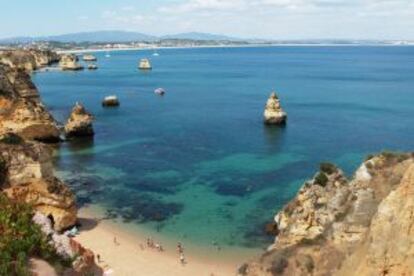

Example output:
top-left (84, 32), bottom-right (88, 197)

top-left (64, 102), bottom-right (94, 138)
top-left (0, 63), bottom-right (60, 142)
top-left (240, 152), bottom-right (414, 276)
top-left (102, 95), bottom-right (120, 107)
top-left (0, 49), bottom-right (59, 71)
top-left (59, 54), bottom-right (84, 71)
top-left (0, 133), bottom-right (76, 231)
top-left (264, 92), bottom-right (287, 125)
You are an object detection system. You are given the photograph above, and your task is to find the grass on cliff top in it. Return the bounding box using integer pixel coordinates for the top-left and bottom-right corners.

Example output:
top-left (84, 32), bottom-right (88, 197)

top-left (0, 193), bottom-right (71, 276)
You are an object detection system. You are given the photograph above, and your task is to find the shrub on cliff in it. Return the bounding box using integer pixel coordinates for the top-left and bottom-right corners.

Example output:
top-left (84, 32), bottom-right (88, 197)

top-left (319, 162), bottom-right (337, 175)
top-left (0, 193), bottom-right (71, 275)
top-left (0, 133), bottom-right (24, 145)
top-left (314, 172), bottom-right (329, 187)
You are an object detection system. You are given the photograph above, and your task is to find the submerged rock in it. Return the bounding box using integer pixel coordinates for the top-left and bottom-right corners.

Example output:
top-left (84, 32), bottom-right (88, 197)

top-left (64, 102), bottom-right (94, 138)
top-left (242, 153), bottom-right (414, 276)
top-left (263, 92), bottom-right (287, 125)
top-left (59, 54), bottom-right (84, 71)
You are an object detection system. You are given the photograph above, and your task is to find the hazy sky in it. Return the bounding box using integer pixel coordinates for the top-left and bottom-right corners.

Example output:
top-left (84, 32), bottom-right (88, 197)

top-left (1, 0), bottom-right (414, 39)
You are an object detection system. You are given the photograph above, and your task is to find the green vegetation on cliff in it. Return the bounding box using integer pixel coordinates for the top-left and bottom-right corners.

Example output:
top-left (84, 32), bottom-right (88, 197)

top-left (0, 193), bottom-right (70, 275)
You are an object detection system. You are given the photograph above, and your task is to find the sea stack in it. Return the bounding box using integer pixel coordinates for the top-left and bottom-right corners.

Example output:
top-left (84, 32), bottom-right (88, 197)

top-left (102, 95), bottom-right (120, 107)
top-left (139, 58), bottom-right (152, 70)
top-left (263, 92), bottom-right (287, 125)
top-left (64, 102), bottom-right (94, 138)
top-left (59, 54), bottom-right (84, 71)
top-left (83, 54), bottom-right (97, 62)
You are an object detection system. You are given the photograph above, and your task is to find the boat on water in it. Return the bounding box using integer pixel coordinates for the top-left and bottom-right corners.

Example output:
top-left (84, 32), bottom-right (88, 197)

top-left (105, 52), bottom-right (111, 58)
top-left (139, 58), bottom-right (152, 70)
top-left (153, 52), bottom-right (159, 57)
top-left (154, 88), bottom-right (166, 95)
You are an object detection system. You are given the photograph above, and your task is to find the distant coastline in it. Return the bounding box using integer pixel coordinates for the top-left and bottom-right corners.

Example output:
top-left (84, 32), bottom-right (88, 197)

top-left (57, 42), bottom-right (414, 54)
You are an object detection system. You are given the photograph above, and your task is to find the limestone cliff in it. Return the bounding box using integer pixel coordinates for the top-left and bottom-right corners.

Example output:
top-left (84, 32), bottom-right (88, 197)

top-left (241, 153), bottom-right (414, 276)
top-left (0, 63), bottom-right (60, 142)
top-left (0, 49), bottom-right (59, 72)
top-left (0, 133), bottom-right (76, 231)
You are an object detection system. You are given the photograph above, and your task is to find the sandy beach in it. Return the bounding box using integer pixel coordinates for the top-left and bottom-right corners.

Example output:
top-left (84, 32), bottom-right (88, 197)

top-left (75, 205), bottom-right (245, 276)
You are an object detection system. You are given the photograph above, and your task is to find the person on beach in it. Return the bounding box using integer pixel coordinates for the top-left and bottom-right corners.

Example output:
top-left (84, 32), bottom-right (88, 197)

top-left (177, 242), bottom-right (184, 253)
top-left (113, 236), bottom-right (119, 246)
top-left (180, 253), bottom-right (186, 265)
top-left (97, 254), bottom-right (101, 263)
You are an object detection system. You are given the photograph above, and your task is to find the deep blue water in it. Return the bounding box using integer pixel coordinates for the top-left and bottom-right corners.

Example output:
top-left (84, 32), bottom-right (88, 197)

top-left (32, 46), bottom-right (414, 249)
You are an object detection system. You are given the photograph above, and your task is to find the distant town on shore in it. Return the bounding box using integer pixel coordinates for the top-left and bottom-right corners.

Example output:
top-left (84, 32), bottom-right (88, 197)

top-left (1, 30), bottom-right (413, 51)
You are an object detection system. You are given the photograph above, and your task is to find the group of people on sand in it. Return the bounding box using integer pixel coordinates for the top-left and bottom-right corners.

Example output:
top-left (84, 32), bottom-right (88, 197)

top-left (145, 237), bottom-right (164, 252)
top-left (177, 242), bottom-right (186, 265)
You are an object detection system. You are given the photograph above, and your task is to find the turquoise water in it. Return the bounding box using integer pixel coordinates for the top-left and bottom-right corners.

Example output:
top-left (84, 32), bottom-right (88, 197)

top-left (32, 46), bottom-right (414, 249)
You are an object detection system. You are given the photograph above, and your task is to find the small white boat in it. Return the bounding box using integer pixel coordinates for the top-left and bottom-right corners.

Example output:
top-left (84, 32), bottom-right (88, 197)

top-left (105, 51), bottom-right (111, 58)
top-left (154, 88), bottom-right (166, 95)
top-left (153, 52), bottom-right (159, 57)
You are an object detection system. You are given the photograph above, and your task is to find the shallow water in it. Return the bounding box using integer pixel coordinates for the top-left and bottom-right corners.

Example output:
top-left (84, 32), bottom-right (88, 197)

top-left (33, 46), bottom-right (414, 251)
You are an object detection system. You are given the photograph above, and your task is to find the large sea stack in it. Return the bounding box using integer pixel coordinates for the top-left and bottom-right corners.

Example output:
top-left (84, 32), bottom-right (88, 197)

top-left (64, 102), bottom-right (94, 138)
top-left (263, 92), bottom-right (287, 125)
top-left (59, 54), bottom-right (84, 71)
top-left (241, 152), bottom-right (414, 276)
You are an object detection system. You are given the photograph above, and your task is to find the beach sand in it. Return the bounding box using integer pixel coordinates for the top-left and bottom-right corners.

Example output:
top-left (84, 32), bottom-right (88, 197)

top-left (75, 205), bottom-right (246, 276)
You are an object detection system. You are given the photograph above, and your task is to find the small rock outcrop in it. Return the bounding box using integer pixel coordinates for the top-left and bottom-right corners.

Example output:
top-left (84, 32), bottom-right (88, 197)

top-left (102, 95), bottom-right (119, 107)
top-left (139, 58), bottom-right (152, 70)
top-left (0, 63), bottom-right (60, 142)
top-left (263, 92), bottom-right (287, 125)
top-left (59, 54), bottom-right (83, 71)
top-left (241, 153), bottom-right (414, 276)
top-left (64, 103), bottom-right (94, 138)
top-left (0, 134), bottom-right (77, 231)
top-left (82, 54), bottom-right (97, 62)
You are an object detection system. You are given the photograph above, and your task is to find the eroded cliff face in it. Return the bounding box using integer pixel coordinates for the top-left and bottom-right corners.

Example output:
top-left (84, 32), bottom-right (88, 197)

top-left (242, 153), bottom-right (414, 276)
top-left (0, 134), bottom-right (76, 231)
top-left (0, 49), bottom-right (59, 72)
top-left (0, 63), bottom-right (60, 142)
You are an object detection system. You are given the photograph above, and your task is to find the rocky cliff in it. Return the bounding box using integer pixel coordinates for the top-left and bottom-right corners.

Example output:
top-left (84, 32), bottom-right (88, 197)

top-left (0, 49), bottom-right (59, 72)
top-left (242, 152), bottom-right (414, 276)
top-left (0, 133), bottom-right (76, 231)
top-left (0, 63), bottom-right (60, 142)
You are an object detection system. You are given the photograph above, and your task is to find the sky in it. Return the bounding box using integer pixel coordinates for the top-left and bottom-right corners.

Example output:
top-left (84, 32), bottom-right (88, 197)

top-left (1, 0), bottom-right (414, 40)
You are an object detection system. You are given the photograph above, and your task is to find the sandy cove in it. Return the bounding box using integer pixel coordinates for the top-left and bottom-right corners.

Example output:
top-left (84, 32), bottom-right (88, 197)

top-left (75, 205), bottom-right (247, 276)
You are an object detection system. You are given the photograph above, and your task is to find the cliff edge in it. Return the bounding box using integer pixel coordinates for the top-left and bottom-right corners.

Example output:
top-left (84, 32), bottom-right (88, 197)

top-left (241, 152), bottom-right (414, 276)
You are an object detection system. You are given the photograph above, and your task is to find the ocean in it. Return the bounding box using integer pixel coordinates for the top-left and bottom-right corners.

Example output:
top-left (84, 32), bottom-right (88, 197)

top-left (32, 46), bottom-right (414, 254)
